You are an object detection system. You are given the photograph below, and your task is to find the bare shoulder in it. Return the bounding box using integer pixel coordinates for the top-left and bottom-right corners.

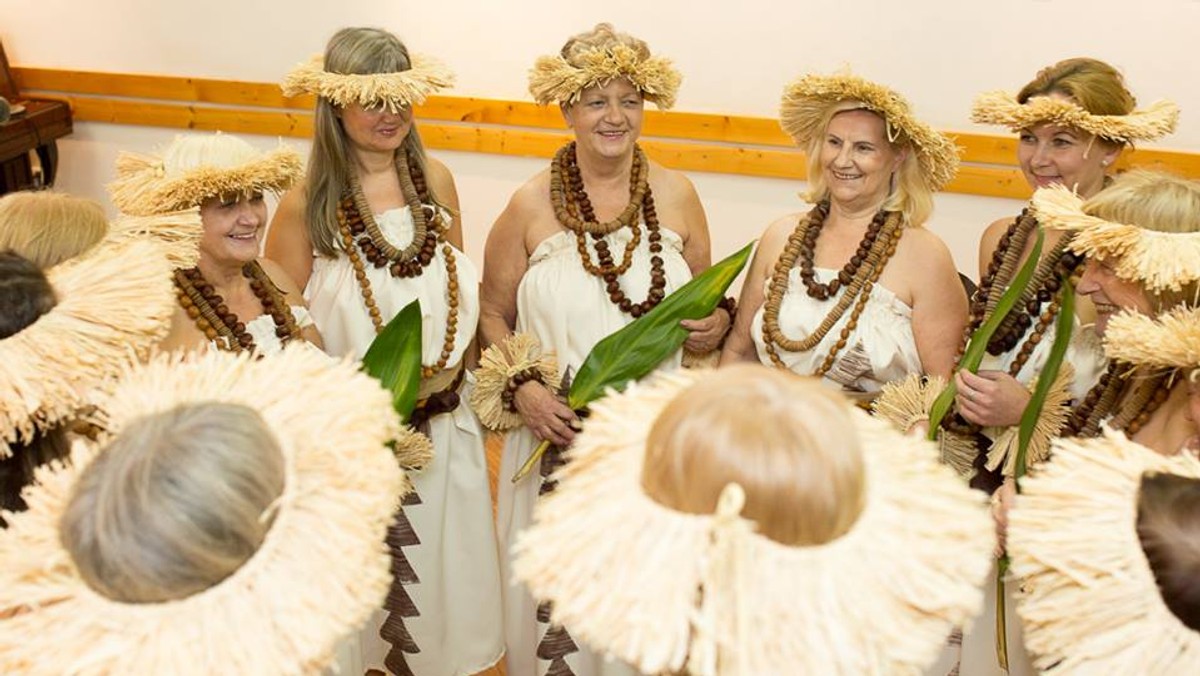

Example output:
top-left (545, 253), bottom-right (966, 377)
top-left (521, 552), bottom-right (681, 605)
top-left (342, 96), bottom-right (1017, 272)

top-left (897, 226), bottom-right (957, 272)
top-left (754, 212), bottom-right (804, 266)
top-left (257, 257), bottom-right (305, 299)
top-left (424, 155), bottom-right (458, 193)
top-left (503, 168), bottom-right (553, 220)
top-left (273, 186), bottom-right (307, 224)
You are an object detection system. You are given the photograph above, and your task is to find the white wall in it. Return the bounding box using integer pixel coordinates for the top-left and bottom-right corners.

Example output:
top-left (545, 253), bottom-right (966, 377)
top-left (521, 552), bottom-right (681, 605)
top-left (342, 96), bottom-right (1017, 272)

top-left (3, 0), bottom-right (1198, 274)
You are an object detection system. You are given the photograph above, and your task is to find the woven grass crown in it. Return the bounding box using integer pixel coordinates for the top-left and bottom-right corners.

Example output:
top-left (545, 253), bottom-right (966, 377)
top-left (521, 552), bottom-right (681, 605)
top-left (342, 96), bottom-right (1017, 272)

top-left (282, 53), bottom-right (455, 112)
top-left (529, 42), bottom-right (682, 109)
top-left (971, 90), bottom-right (1179, 144)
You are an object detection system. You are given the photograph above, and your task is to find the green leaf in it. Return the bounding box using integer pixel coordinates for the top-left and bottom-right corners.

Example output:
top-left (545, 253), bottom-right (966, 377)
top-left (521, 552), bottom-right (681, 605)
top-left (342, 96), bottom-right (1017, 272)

top-left (566, 242), bottom-right (755, 409)
top-left (1015, 276), bottom-right (1074, 481)
top-left (361, 299), bottom-right (423, 422)
top-left (512, 242), bottom-right (755, 483)
top-left (928, 229), bottom-right (1046, 438)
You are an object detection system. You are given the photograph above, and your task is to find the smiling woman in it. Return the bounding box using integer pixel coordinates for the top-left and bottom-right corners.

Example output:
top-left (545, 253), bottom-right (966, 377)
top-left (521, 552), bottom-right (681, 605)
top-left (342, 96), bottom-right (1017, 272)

top-left (108, 133), bottom-right (322, 356)
top-left (720, 72), bottom-right (967, 398)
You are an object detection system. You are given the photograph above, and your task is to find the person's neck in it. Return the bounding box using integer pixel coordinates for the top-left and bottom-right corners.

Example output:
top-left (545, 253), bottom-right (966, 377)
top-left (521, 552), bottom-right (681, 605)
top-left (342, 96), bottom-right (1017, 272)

top-left (198, 256), bottom-right (249, 297)
top-left (354, 148), bottom-right (397, 178)
top-left (1135, 378), bottom-right (1194, 456)
top-left (574, 146), bottom-right (633, 190)
top-left (827, 194), bottom-right (887, 229)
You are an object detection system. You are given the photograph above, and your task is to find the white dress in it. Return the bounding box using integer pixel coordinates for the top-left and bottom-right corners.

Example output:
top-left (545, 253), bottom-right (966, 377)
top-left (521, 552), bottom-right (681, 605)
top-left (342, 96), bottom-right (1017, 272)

top-left (498, 227), bottom-right (692, 676)
top-left (750, 267), bottom-right (922, 390)
top-left (237, 306), bottom-right (313, 356)
top-left (307, 206), bottom-right (503, 676)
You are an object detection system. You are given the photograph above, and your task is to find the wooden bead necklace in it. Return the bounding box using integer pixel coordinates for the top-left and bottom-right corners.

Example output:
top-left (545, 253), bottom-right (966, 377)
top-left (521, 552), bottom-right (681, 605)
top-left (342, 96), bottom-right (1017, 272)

top-left (174, 261), bottom-right (302, 353)
top-left (760, 203), bottom-right (904, 375)
top-left (336, 148), bottom-right (461, 379)
top-left (551, 142), bottom-right (667, 317)
top-left (1064, 364), bottom-right (1176, 438)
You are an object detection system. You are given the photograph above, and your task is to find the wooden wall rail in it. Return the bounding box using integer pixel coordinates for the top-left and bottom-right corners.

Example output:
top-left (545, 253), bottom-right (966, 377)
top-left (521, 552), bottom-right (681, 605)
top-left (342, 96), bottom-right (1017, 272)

top-left (14, 67), bottom-right (1200, 200)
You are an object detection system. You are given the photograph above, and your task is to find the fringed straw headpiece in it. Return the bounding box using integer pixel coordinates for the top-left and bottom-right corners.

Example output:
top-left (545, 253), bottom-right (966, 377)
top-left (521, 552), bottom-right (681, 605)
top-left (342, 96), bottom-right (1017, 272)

top-left (1008, 432), bottom-right (1200, 674)
top-left (0, 236), bottom-right (184, 457)
top-left (1103, 307), bottom-right (1200, 371)
top-left (282, 53), bottom-right (454, 112)
top-left (971, 91), bottom-right (1179, 144)
top-left (779, 73), bottom-right (960, 192)
top-left (529, 43), bottom-right (681, 109)
top-left (0, 347), bottom-right (406, 675)
top-left (513, 369), bottom-right (994, 675)
top-left (108, 133), bottom-right (303, 217)
top-left (1032, 183), bottom-right (1200, 292)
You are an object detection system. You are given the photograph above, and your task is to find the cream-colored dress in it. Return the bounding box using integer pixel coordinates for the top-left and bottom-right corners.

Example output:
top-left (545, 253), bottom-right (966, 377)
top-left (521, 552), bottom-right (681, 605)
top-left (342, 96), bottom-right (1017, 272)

top-left (750, 267), bottom-right (922, 390)
top-left (498, 227), bottom-right (692, 676)
top-left (233, 306), bottom-right (313, 356)
top-left (307, 206), bottom-right (503, 676)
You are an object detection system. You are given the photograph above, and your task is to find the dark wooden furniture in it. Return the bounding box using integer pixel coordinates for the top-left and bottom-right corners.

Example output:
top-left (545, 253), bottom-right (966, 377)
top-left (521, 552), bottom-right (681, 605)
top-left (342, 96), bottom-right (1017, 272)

top-left (0, 40), bottom-right (72, 194)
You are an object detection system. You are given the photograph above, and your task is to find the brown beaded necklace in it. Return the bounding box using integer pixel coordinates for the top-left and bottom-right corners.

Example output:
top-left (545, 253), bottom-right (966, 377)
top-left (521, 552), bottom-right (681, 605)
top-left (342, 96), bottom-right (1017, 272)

top-left (336, 148), bottom-right (461, 379)
top-left (1064, 363), bottom-right (1176, 438)
top-left (174, 261), bottom-right (302, 353)
top-left (550, 142), bottom-right (667, 318)
top-left (760, 203), bottom-right (904, 376)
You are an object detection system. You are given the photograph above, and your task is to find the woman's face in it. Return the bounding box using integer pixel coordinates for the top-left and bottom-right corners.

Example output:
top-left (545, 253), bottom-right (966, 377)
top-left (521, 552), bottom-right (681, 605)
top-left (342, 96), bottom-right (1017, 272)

top-left (339, 101), bottom-right (413, 155)
top-left (198, 193), bottom-right (267, 267)
top-left (1016, 95), bottom-right (1120, 198)
top-left (1076, 255), bottom-right (1153, 336)
top-left (562, 78), bottom-right (644, 161)
top-left (819, 109), bottom-right (904, 211)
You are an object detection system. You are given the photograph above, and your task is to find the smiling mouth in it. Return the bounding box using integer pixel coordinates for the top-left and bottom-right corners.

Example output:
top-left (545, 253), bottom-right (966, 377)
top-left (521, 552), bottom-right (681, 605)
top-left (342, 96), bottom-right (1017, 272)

top-left (832, 170), bottom-right (862, 180)
top-left (1093, 301), bottom-right (1120, 315)
top-left (228, 232), bottom-right (258, 242)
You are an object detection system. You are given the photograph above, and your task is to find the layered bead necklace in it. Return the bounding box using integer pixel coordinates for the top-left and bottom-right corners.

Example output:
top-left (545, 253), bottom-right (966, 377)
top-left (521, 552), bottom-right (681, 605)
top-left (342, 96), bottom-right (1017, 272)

top-left (760, 201), bottom-right (904, 376)
top-left (1063, 363), bottom-right (1176, 438)
top-left (550, 141), bottom-right (667, 318)
top-left (174, 261), bottom-right (302, 353)
top-left (336, 148), bottom-right (460, 379)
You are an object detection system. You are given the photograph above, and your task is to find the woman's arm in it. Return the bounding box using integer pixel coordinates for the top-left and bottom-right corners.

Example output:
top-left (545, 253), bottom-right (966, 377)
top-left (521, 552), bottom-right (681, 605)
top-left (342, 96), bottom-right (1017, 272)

top-left (264, 188), bottom-right (314, 290)
top-left (719, 216), bottom-right (791, 365)
top-left (425, 156), bottom-right (464, 251)
top-left (668, 170), bottom-right (730, 353)
top-left (903, 228), bottom-right (969, 381)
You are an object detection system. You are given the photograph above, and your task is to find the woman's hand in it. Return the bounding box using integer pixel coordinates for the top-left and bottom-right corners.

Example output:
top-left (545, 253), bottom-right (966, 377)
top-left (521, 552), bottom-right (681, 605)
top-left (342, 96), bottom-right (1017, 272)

top-left (514, 380), bottom-right (579, 447)
top-left (680, 308), bottom-right (731, 354)
top-left (954, 370), bottom-right (1031, 428)
top-left (992, 477), bottom-right (1017, 557)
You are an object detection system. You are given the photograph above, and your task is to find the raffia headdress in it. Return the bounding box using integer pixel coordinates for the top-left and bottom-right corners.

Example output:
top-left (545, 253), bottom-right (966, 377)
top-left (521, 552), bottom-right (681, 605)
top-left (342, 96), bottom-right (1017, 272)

top-left (529, 43), bottom-right (682, 109)
top-left (1032, 183), bottom-right (1200, 292)
top-left (108, 133), bottom-right (303, 217)
top-left (282, 53), bottom-right (455, 112)
top-left (1008, 432), bottom-right (1200, 674)
top-left (779, 73), bottom-right (960, 192)
top-left (0, 347), bottom-right (410, 675)
top-left (513, 370), bottom-right (994, 676)
top-left (971, 90), bottom-right (1179, 144)
top-left (1103, 306), bottom-right (1200, 372)
top-left (0, 234), bottom-right (193, 457)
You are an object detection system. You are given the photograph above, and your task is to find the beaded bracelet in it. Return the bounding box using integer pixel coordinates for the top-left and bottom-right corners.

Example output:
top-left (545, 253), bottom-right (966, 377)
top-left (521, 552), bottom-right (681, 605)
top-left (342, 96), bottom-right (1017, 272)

top-left (717, 296), bottom-right (737, 323)
top-left (502, 367), bottom-right (546, 413)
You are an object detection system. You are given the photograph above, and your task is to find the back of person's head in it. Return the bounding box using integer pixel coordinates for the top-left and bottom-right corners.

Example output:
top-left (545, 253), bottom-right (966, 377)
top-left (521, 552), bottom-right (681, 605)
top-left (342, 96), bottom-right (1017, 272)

top-left (1019, 58), bottom-right (1137, 118)
top-left (0, 191), bottom-right (108, 268)
top-left (0, 251), bottom-right (57, 339)
top-left (1137, 472), bottom-right (1200, 631)
top-left (1083, 169), bottom-right (1200, 311)
top-left (640, 365), bottom-right (866, 546)
top-left (60, 402), bottom-right (286, 603)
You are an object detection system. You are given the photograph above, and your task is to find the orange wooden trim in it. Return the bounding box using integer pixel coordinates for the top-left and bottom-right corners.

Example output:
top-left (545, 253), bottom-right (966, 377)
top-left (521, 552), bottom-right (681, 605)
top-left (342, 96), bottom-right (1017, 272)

top-left (9, 66), bottom-right (1189, 197)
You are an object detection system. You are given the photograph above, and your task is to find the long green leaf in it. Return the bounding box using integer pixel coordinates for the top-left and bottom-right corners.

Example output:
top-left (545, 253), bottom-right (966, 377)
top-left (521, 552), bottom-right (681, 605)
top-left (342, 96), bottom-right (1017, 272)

top-left (928, 229), bottom-right (1046, 438)
top-left (568, 241), bottom-right (755, 409)
top-left (512, 242), bottom-right (755, 483)
top-left (361, 299), bottom-right (423, 422)
top-left (1015, 276), bottom-right (1074, 480)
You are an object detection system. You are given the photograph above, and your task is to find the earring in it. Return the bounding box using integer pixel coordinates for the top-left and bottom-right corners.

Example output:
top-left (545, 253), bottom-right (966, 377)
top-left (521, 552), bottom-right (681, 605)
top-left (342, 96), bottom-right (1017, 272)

top-left (1101, 159), bottom-right (1111, 167)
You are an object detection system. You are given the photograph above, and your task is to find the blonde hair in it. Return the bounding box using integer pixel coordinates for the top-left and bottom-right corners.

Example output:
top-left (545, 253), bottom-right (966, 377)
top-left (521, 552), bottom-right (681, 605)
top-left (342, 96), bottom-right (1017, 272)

top-left (305, 27), bottom-right (438, 256)
top-left (1019, 58), bottom-right (1137, 118)
top-left (641, 365), bottom-right (866, 546)
top-left (560, 23), bottom-right (650, 65)
top-left (1137, 472), bottom-right (1200, 631)
top-left (803, 106), bottom-right (934, 226)
top-left (0, 191), bottom-right (108, 267)
top-left (1083, 169), bottom-right (1200, 311)
top-left (61, 402), bottom-right (285, 603)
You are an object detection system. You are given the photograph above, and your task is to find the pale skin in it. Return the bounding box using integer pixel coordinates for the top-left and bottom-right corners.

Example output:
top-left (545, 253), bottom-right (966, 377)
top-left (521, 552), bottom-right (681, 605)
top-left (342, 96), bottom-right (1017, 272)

top-left (479, 78), bottom-right (728, 447)
top-left (160, 193), bottom-right (323, 353)
top-left (956, 114), bottom-right (1120, 429)
top-left (720, 109), bottom-right (967, 384)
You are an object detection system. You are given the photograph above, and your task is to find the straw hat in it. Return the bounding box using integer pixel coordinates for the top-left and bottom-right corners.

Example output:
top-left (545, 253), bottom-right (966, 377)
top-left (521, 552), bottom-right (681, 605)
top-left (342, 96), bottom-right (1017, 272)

top-left (972, 90), bottom-right (1178, 144)
top-left (528, 30), bottom-right (681, 109)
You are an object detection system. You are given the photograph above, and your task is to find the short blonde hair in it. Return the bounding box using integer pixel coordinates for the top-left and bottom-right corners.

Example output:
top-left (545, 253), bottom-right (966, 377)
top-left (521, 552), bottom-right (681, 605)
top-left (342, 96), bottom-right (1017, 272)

top-left (560, 23), bottom-right (650, 64)
top-left (804, 106), bottom-right (934, 226)
top-left (61, 402), bottom-right (285, 603)
top-left (0, 191), bottom-right (107, 268)
top-left (641, 365), bottom-right (866, 546)
top-left (1083, 169), bottom-right (1200, 311)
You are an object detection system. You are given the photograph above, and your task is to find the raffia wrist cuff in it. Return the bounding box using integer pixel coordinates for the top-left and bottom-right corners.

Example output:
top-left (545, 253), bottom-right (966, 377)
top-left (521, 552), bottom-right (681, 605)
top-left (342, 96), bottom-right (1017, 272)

top-left (470, 333), bottom-right (560, 432)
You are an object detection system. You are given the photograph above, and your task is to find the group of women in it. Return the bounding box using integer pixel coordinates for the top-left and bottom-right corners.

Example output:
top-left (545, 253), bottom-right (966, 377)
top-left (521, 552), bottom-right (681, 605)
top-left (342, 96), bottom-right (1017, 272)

top-left (1, 19), bottom-right (1198, 676)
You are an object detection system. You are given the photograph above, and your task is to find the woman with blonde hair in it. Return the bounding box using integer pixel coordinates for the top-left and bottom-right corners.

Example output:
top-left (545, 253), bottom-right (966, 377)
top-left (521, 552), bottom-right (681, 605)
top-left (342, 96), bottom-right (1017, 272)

top-left (720, 73), bottom-right (967, 399)
top-left (474, 23), bottom-right (729, 676)
top-left (268, 26), bottom-right (502, 675)
top-left (109, 132), bottom-right (322, 355)
top-left (0, 190), bottom-right (108, 267)
top-left (513, 366), bottom-right (995, 675)
top-left (0, 348), bottom-right (409, 675)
